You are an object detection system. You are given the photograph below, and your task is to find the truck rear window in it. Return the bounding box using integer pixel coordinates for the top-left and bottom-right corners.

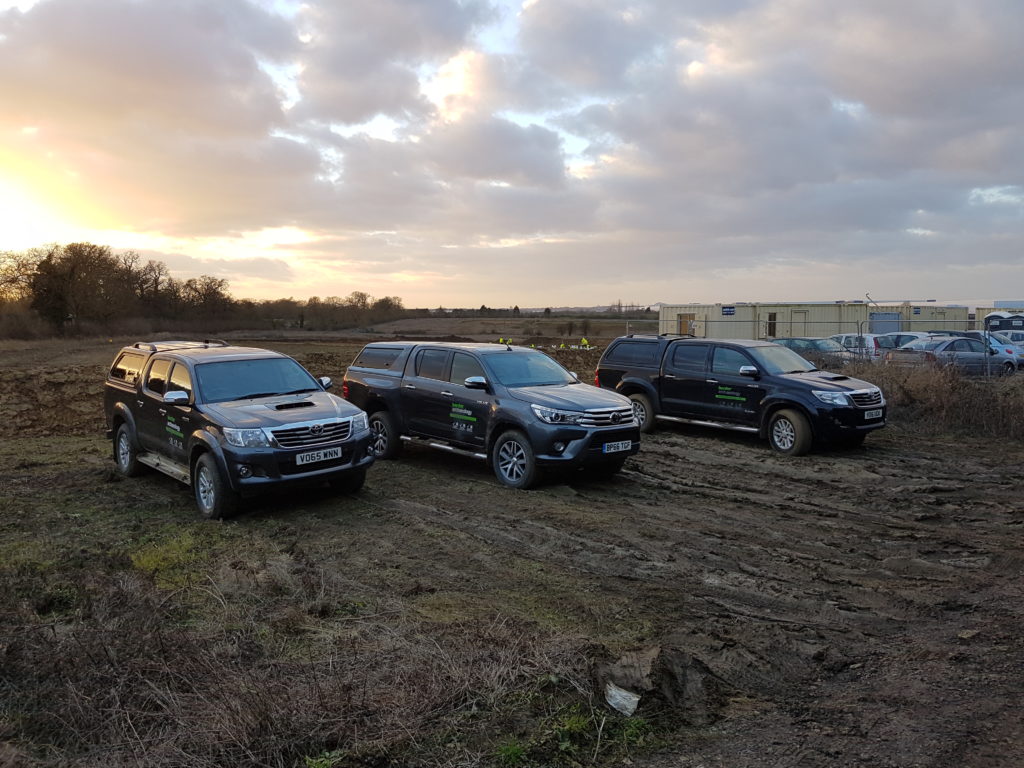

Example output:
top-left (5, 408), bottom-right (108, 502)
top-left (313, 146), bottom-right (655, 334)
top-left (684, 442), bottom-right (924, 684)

top-left (355, 347), bottom-right (402, 369)
top-left (110, 352), bottom-right (146, 384)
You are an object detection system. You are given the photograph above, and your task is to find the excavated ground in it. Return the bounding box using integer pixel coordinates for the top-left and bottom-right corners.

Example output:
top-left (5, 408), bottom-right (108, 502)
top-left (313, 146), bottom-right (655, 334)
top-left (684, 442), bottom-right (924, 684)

top-left (1, 337), bottom-right (1021, 767)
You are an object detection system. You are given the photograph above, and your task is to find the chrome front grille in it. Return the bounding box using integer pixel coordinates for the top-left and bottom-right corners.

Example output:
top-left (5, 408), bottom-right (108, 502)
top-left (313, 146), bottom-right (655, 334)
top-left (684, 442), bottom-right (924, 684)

top-left (850, 389), bottom-right (883, 408)
top-left (579, 407), bottom-right (635, 427)
top-left (271, 419), bottom-right (352, 448)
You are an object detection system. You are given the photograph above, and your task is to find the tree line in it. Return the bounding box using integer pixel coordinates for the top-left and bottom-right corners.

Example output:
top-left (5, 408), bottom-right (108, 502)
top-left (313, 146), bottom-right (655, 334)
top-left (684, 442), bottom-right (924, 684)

top-left (0, 243), bottom-right (410, 337)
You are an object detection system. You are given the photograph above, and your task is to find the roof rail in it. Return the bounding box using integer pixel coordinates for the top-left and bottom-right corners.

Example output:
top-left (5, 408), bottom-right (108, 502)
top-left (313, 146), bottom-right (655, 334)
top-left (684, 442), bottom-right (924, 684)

top-left (130, 340), bottom-right (231, 352)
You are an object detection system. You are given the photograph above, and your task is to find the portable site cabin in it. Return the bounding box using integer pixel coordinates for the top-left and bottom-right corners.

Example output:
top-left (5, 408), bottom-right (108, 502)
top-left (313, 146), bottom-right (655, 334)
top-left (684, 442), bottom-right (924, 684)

top-left (983, 311), bottom-right (1024, 333)
top-left (658, 302), bottom-right (970, 339)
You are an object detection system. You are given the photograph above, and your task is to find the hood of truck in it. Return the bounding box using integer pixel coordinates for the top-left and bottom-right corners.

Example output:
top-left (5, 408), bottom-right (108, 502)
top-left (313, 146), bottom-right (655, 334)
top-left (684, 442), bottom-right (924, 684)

top-left (782, 370), bottom-right (881, 393)
top-left (508, 382), bottom-right (632, 411)
top-left (201, 392), bottom-right (362, 429)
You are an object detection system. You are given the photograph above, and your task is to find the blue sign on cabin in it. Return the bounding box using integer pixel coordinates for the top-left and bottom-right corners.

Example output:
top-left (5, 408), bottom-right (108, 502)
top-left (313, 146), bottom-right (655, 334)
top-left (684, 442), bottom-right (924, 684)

top-left (913, 307), bottom-right (921, 315)
top-left (721, 306), bottom-right (736, 316)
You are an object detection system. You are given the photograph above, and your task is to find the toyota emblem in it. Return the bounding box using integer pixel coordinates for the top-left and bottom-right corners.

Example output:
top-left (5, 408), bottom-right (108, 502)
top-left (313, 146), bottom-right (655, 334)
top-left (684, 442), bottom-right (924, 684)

top-left (610, 412), bottom-right (622, 424)
top-left (310, 424), bottom-right (324, 435)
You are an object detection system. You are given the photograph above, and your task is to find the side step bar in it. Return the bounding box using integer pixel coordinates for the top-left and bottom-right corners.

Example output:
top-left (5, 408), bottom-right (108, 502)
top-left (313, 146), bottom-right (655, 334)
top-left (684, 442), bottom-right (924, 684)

top-left (138, 452), bottom-right (192, 484)
top-left (400, 435), bottom-right (487, 460)
top-left (655, 415), bottom-right (759, 434)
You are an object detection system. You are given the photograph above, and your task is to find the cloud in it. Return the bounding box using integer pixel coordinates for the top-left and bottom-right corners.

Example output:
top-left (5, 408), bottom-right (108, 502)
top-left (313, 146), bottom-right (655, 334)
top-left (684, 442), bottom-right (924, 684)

top-left (1, 0), bottom-right (1022, 306)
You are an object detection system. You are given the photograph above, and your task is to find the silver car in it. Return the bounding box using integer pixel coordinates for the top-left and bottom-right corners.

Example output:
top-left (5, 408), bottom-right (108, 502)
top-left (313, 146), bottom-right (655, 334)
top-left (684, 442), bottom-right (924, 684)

top-left (884, 336), bottom-right (1016, 375)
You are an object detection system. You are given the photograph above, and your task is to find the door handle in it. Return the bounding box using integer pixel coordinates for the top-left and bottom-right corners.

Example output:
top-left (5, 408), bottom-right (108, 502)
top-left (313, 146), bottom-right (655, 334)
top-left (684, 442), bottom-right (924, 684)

top-left (664, 373), bottom-right (677, 379)
top-left (158, 408), bottom-right (167, 416)
top-left (441, 391), bottom-right (454, 397)
top-left (706, 379), bottom-right (718, 384)
top-left (403, 384), bottom-right (417, 390)
top-left (136, 400), bottom-right (144, 407)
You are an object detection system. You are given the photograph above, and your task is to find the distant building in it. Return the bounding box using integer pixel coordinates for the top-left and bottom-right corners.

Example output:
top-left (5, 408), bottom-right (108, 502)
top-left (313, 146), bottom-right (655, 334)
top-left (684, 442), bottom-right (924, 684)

top-left (658, 301), bottom-right (971, 339)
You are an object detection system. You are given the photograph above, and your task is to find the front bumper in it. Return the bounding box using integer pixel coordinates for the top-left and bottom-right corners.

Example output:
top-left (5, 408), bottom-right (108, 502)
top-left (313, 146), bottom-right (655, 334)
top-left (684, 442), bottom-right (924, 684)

top-left (220, 430), bottom-right (375, 495)
top-left (813, 404), bottom-right (887, 440)
top-left (523, 423), bottom-right (641, 469)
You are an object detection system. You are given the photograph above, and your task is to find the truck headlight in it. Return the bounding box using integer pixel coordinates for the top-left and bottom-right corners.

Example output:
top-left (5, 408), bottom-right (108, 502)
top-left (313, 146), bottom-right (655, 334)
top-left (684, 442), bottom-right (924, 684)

top-left (351, 412), bottom-right (368, 433)
top-left (223, 427), bottom-right (271, 447)
top-left (531, 404), bottom-right (584, 425)
top-left (812, 390), bottom-right (850, 406)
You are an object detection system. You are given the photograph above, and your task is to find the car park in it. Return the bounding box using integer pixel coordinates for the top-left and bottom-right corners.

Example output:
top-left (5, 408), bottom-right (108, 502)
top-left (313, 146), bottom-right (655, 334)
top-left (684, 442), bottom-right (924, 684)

top-left (829, 333), bottom-right (897, 362)
top-left (104, 340), bottom-right (374, 518)
top-left (595, 334), bottom-right (886, 455)
top-left (884, 336), bottom-right (1015, 375)
top-left (771, 337), bottom-right (856, 368)
top-left (342, 342), bottom-right (640, 489)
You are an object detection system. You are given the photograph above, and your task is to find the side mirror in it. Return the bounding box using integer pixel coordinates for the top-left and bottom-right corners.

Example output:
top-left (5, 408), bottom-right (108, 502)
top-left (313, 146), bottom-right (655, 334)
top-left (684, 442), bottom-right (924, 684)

top-left (319, 376), bottom-right (333, 389)
top-left (464, 376), bottom-right (488, 390)
top-left (738, 365), bottom-right (760, 378)
top-left (163, 391), bottom-right (190, 405)
top-left (988, 349), bottom-right (998, 356)
top-left (569, 371), bottom-right (579, 380)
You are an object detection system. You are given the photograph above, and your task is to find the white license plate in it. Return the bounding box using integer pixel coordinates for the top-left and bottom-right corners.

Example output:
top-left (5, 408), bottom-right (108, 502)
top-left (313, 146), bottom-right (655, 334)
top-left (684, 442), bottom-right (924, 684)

top-left (603, 440), bottom-right (632, 454)
top-left (864, 409), bottom-right (883, 420)
top-left (296, 446), bottom-right (342, 465)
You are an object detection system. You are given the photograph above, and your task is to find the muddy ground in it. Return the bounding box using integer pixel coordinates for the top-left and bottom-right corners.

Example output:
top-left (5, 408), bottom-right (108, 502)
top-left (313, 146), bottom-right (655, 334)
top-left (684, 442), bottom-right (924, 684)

top-left (1, 337), bottom-right (1022, 767)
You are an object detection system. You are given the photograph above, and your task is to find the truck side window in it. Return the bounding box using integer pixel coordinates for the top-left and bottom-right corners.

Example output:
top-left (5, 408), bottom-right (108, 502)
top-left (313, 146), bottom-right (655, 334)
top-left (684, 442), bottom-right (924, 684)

top-left (711, 347), bottom-right (751, 375)
top-left (145, 359), bottom-right (172, 395)
top-left (450, 352), bottom-right (484, 384)
top-left (669, 344), bottom-right (709, 371)
top-left (110, 352), bottom-right (145, 383)
top-left (605, 342), bottom-right (658, 365)
top-left (415, 349), bottom-right (449, 380)
top-left (168, 363), bottom-right (193, 400)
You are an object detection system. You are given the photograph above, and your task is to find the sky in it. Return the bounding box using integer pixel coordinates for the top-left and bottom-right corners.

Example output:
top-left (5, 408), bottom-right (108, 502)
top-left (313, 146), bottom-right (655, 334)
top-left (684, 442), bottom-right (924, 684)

top-left (1, 0), bottom-right (1022, 308)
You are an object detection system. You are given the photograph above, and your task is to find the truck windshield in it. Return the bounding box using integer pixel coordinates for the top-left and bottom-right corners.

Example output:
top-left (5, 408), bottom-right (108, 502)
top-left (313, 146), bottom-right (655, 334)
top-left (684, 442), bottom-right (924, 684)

top-left (195, 358), bottom-right (320, 403)
top-left (484, 351), bottom-right (576, 388)
top-left (748, 345), bottom-right (817, 374)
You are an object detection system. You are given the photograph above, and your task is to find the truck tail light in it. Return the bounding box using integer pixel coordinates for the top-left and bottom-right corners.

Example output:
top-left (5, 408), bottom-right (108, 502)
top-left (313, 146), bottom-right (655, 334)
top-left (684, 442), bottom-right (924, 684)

top-left (342, 381), bottom-right (350, 399)
top-left (593, 370), bottom-right (600, 387)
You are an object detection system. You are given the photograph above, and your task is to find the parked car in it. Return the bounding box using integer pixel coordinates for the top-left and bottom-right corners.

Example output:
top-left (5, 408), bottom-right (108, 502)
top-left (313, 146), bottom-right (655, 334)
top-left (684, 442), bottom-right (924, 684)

top-left (595, 335), bottom-right (886, 455)
top-left (884, 336), bottom-right (1016, 375)
top-left (771, 337), bottom-right (856, 368)
top-left (105, 340), bottom-right (374, 518)
top-left (960, 331), bottom-right (1024, 369)
top-left (875, 331), bottom-right (935, 348)
top-left (1000, 330), bottom-right (1024, 345)
top-left (343, 342), bottom-right (640, 489)
top-left (830, 333), bottom-right (897, 362)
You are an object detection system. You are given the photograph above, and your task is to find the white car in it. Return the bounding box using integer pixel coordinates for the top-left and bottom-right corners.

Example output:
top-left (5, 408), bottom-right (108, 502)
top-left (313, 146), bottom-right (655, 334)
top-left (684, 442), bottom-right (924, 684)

top-left (830, 333), bottom-right (898, 362)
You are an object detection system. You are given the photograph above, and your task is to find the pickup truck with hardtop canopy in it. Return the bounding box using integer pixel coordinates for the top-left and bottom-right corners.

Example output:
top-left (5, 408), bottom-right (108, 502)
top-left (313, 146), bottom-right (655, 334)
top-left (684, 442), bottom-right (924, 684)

top-left (595, 334), bottom-right (886, 455)
top-left (104, 340), bottom-right (374, 518)
top-left (342, 341), bottom-right (640, 488)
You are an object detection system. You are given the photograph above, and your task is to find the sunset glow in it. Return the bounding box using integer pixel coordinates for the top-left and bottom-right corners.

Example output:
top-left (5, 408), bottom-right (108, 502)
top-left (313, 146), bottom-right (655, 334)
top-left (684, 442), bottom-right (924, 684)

top-left (0, 0), bottom-right (1020, 307)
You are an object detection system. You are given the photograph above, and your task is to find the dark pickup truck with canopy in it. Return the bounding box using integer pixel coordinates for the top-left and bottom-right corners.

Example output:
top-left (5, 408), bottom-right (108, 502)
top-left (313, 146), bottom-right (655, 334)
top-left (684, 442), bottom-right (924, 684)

top-left (342, 342), bottom-right (640, 489)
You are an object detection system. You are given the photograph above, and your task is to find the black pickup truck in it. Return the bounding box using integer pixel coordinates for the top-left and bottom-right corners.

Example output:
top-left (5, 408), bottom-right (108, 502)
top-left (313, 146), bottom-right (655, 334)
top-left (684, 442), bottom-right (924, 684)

top-left (104, 340), bottom-right (374, 518)
top-left (595, 335), bottom-right (886, 455)
top-left (342, 342), bottom-right (640, 488)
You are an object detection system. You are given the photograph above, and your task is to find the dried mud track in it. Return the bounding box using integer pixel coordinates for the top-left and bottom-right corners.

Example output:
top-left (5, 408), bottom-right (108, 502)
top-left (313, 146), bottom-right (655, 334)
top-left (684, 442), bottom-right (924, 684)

top-left (359, 426), bottom-right (1024, 767)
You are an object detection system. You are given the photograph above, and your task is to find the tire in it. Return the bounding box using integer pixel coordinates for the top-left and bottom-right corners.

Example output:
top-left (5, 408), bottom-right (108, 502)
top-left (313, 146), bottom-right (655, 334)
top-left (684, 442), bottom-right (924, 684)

top-left (768, 408), bottom-right (813, 456)
top-left (493, 430), bottom-right (540, 489)
top-left (192, 453), bottom-right (238, 520)
top-left (329, 468), bottom-right (366, 494)
top-left (369, 411), bottom-right (401, 459)
top-left (1003, 362), bottom-right (1015, 376)
top-left (114, 423), bottom-right (142, 477)
top-left (628, 393), bottom-right (655, 433)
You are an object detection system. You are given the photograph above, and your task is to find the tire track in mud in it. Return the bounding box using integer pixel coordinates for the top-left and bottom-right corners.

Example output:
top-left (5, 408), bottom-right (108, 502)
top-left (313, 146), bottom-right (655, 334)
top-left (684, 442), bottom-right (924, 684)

top-left (365, 429), bottom-right (1024, 717)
